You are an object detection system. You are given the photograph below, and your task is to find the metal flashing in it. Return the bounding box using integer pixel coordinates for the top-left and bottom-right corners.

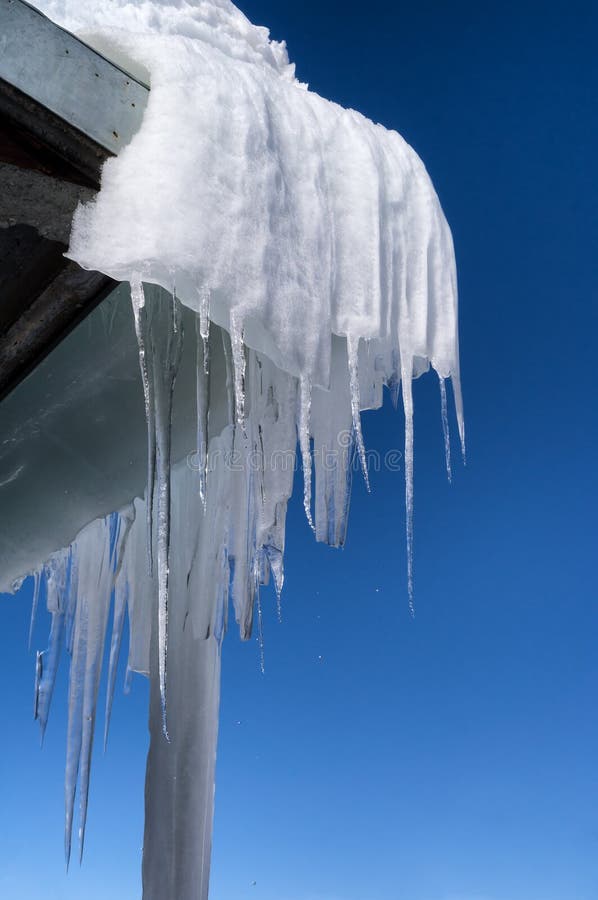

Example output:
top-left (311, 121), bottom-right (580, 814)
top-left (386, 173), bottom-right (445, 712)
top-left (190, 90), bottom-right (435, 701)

top-left (0, 0), bottom-right (150, 399)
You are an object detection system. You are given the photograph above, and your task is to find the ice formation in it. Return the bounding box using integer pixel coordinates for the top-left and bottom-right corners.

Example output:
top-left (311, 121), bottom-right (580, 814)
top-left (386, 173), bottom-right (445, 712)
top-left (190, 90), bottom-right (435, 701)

top-left (22, 2), bottom-right (464, 898)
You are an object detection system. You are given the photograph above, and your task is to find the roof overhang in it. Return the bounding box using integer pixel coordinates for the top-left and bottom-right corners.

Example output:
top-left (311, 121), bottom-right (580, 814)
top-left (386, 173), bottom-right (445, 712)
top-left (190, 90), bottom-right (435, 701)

top-left (0, 0), bottom-right (148, 400)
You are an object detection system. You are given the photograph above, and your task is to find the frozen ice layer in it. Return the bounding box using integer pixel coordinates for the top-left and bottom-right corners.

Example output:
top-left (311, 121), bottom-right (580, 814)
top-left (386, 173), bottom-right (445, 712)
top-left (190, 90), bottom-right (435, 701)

top-left (14, 2), bottom-right (465, 899)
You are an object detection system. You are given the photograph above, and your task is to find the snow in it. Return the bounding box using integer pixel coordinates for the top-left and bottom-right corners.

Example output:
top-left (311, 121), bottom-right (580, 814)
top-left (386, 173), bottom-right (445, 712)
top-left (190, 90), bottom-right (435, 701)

top-left (20, 2), bottom-right (464, 898)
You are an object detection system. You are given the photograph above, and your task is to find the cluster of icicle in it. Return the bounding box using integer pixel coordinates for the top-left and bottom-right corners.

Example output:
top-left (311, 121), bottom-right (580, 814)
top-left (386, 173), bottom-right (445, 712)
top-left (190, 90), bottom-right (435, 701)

top-left (26, 1), bottom-right (464, 896)
top-left (30, 286), bottom-right (462, 881)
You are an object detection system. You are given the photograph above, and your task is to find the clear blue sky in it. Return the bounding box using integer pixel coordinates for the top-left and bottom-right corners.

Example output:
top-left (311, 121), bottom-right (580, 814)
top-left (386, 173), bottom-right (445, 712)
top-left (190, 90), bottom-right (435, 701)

top-left (2, 1), bottom-right (598, 898)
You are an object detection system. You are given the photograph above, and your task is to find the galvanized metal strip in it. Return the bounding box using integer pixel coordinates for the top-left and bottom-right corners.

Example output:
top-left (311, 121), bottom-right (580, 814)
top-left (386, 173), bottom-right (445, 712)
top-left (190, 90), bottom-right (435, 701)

top-left (0, 0), bottom-right (148, 154)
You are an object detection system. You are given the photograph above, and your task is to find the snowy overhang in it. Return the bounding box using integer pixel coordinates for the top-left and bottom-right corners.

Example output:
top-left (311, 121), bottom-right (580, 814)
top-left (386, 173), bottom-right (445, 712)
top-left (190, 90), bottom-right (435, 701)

top-left (0, 0), bottom-right (148, 399)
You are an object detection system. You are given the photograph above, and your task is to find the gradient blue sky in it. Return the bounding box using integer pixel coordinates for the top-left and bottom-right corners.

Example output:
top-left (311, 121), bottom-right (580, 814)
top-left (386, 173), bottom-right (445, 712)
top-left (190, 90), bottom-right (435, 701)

top-left (2, 1), bottom-right (597, 898)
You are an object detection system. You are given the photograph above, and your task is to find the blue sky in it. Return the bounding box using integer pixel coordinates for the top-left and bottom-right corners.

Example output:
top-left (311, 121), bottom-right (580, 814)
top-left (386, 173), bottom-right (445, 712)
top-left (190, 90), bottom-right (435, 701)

top-left (2, 1), bottom-right (598, 898)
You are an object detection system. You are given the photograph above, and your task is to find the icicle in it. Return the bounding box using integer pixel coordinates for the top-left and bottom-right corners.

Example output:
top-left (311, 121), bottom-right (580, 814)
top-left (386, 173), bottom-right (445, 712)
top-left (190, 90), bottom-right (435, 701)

top-left (34, 650), bottom-right (42, 720)
top-left (64, 639), bottom-right (83, 869)
top-left (34, 613), bottom-right (64, 743)
top-left (198, 286), bottom-right (210, 375)
top-left (131, 277), bottom-right (156, 576)
top-left (104, 510), bottom-right (135, 750)
top-left (256, 592), bottom-right (265, 674)
top-left (401, 364), bottom-right (415, 617)
top-left (439, 376), bottom-right (452, 483)
top-left (264, 544), bottom-right (284, 622)
top-left (28, 569), bottom-right (42, 650)
top-left (124, 666), bottom-right (134, 695)
top-left (230, 312), bottom-right (247, 438)
top-left (64, 554), bottom-right (78, 657)
top-left (347, 335), bottom-right (371, 493)
top-left (220, 329), bottom-right (235, 426)
top-left (130, 284), bottom-right (184, 742)
top-left (34, 551), bottom-right (71, 742)
top-left (451, 372), bottom-right (466, 465)
top-left (63, 517), bottom-right (116, 867)
top-left (155, 462), bottom-right (171, 742)
top-left (153, 290), bottom-right (184, 741)
top-left (196, 313), bottom-right (210, 510)
top-left (248, 549), bottom-right (266, 673)
top-left (299, 375), bottom-right (315, 531)
top-left (35, 616), bottom-right (63, 742)
top-left (103, 583), bottom-right (127, 749)
top-left (389, 350), bottom-right (401, 410)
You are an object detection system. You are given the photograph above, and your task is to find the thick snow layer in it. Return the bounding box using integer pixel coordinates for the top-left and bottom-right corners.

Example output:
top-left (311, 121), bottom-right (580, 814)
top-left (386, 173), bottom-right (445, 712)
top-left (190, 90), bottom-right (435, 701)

top-left (33, 0), bottom-right (295, 81)
top-left (22, 2), bottom-right (464, 898)
top-left (35, 0), bottom-right (461, 393)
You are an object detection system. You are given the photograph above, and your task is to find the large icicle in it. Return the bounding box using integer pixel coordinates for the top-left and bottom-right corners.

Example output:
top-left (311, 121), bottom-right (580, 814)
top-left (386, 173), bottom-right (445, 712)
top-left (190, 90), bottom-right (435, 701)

top-left (33, 551), bottom-right (71, 740)
top-left (64, 514), bottom-right (125, 864)
top-left (104, 509), bottom-right (135, 749)
top-left (400, 363), bottom-right (415, 617)
top-left (195, 310), bottom-right (210, 510)
top-left (153, 293), bottom-right (183, 741)
top-left (311, 337), bottom-right (354, 548)
top-left (439, 375), bottom-right (452, 483)
top-left (131, 286), bottom-right (184, 739)
top-left (229, 312), bottom-right (247, 439)
top-left (131, 278), bottom-right (156, 575)
top-left (28, 570), bottom-right (41, 651)
top-left (299, 376), bottom-right (315, 531)
top-left (347, 335), bottom-right (371, 493)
